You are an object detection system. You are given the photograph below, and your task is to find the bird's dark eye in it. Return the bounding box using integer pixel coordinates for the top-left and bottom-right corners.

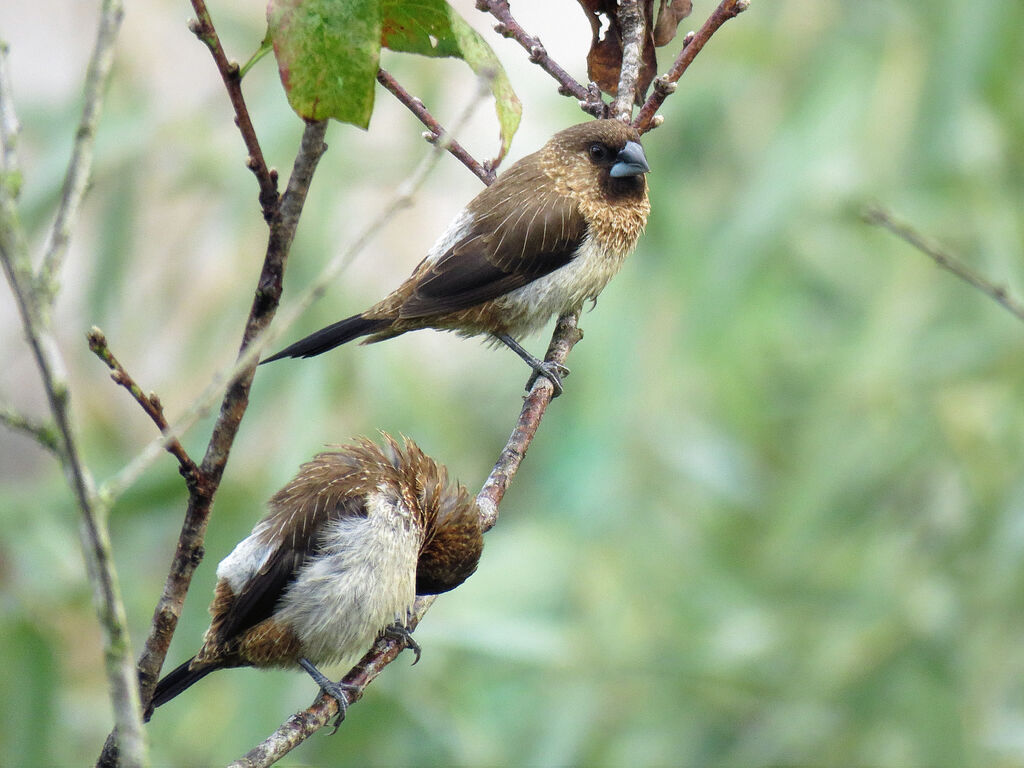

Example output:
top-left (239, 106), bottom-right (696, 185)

top-left (588, 143), bottom-right (611, 162)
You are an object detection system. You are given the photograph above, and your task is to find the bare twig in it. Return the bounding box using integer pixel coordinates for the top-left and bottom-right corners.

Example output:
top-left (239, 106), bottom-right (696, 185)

top-left (377, 68), bottom-right (496, 184)
top-left (863, 205), bottom-right (1024, 324)
top-left (37, 0), bottom-right (124, 293)
top-left (476, 0), bottom-right (607, 118)
top-left (633, 0), bottom-right (749, 134)
top-left (188, 0), bottom-right (279, 219)
top-left (0, 405), bottom-right (60, 455)
top-left (477, 311), bottom-right (582, 530)
top-left (87, 327), bottom-right (199, 484)
top-left (1, 3), bottom-right (145, 766)
top-left (611, 0), bottom-right (646, 121)
top-left (0, 42), bottom-right (19, 176)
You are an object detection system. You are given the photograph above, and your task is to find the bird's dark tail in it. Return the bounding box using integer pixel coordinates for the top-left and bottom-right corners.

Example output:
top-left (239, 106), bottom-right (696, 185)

top-left (261, 314), bottom-right (391, 364)
top-left (144, 657), bottom-right (220, 721)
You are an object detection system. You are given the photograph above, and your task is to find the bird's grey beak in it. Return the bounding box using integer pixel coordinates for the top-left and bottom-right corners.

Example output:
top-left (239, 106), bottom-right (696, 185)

top-left (610, 141), bottom-right (650, 178)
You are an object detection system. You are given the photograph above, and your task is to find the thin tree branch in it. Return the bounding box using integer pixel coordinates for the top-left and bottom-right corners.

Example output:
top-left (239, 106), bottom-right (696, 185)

top-left (633, 0), bottom-right (749, 134)
top-left (188, 0), bottom-right (279, 219)
top-left (477, 311), bottom-right (582, 530)
top-left (0, 405), bottom-right (61, 455)
top-left (476, 0), bottom-right (607, 118)
top-left (1, 3), bottom-right (145, 766)
top-left (377, 68), bottom-right (496, 184)
top-left (36, 0), bottom-right (124, 292)
top-left (863, 205), bottom-right (1024, 324)
top-left (87, 327), bottom-right (199, 485)
top-left (133, 119), bottom-right (328, 711)
top-left (611, 0), bottom-right (646, 121)
top-left (3, 122), bottom-right (147, 768)
top-left (0, 42), bottom-right (19, 177)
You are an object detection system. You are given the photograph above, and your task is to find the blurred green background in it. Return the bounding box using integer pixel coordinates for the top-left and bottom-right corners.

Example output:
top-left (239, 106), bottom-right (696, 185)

top-left (2, 0), bottom-right (1024, 764)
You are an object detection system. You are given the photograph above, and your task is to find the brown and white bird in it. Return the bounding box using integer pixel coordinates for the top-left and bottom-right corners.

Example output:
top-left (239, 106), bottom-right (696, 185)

top-left (262, 119), bottom-right (651, 394)
top-left (145, 435), bottom-right (483, 722)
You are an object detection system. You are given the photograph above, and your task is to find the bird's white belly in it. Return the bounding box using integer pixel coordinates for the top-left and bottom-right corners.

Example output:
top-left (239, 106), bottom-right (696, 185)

top-left (273, 492), bottom-right (420, 665)
top-left (495, 234), bottom-right (626, 337)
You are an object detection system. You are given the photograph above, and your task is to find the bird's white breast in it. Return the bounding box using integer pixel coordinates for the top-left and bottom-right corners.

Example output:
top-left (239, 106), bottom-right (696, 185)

top-left (268, 491), bottom-right (420, 665)
top-left (494, 233), bottom-right (626, 337)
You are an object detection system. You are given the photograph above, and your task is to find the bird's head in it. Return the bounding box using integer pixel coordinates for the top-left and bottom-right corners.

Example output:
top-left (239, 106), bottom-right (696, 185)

top-left (376, 434), bottom-right (484, 596)
top-left (542, 119), bottom-right (650, 203)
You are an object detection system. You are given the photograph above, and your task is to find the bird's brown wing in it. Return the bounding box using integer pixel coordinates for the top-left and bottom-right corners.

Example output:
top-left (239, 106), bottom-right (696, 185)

top-left (213, 494), bottom-right (368, 643)
top-left (399, 178), bottom-right (587, 317)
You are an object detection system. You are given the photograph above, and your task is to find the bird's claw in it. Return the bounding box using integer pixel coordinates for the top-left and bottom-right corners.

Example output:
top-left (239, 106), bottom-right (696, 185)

top-left (300, 657), bottom-right (359, 733)
top-left (526, 361), bottom-right (569, 397)
top-left (384, 623), bottom-right (422, 665)
top-left (319, 679), bottom-right (359, 733)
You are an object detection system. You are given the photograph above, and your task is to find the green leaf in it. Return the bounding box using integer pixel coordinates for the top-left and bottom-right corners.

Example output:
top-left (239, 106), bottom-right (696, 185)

top-left (381, 0), bottom-right (522, 155)
top-left (267, 0), bottom-right (381, 126)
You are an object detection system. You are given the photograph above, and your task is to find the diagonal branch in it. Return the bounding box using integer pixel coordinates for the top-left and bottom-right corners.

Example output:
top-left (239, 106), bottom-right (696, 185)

top-left (37, 0), bottom-right (124, 292)
top-left (377, 68), bottom-right (496, 184)
top-left (87, 327), bottom-right (199, 484)
top-left (188, 0), bottom-right (279, 219)
top-left (633, 0), bottom-right (749, 134)
top-left (227, 594), bottom-right (437, 767)
top-left (863, 205), bottom-right (1024, 324)
top-left (477, 311), bottom-right (582, 529)
top-left (477, 0), bottom-right (607, 118)
top-left (133, 119), bottom-right (329, 713)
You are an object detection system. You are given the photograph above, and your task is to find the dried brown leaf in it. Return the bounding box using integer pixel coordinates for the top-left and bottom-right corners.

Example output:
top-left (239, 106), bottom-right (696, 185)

top-left (654, 0), bottom-right (692, 46)
top-left (577, 0), bottom-right (689, 99)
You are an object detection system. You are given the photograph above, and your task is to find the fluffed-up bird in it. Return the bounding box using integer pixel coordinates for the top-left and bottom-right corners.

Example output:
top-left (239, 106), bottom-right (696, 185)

top-left (262, 119), bottom-right (651, 395)
top-left (145, 434), bottom-right (483, 723)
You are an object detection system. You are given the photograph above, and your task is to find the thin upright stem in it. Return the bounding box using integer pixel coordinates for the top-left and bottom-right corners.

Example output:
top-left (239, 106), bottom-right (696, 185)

top-left (611, 0), bottom-right (646, 121)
